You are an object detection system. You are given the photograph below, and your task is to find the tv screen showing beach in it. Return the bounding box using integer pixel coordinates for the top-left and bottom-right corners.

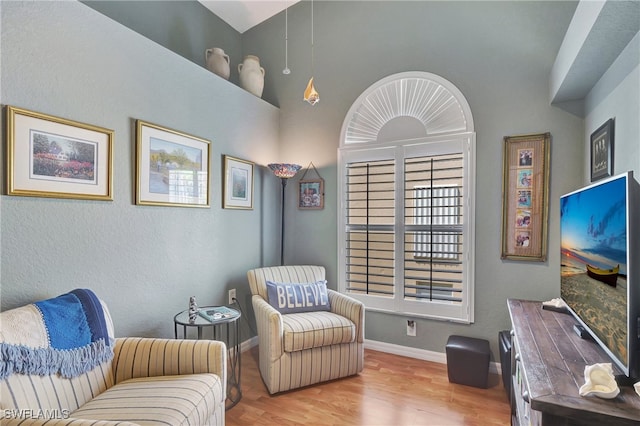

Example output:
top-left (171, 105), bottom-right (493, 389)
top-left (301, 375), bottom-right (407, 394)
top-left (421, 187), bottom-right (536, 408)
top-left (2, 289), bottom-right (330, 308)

top-left (560, 175), bottom-right (628, 368)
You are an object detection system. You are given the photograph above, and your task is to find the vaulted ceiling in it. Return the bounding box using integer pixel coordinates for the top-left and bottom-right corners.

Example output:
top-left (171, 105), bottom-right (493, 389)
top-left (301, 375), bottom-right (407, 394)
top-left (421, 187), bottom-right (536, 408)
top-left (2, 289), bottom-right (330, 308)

top-left (199, 1), bottom-right (299, 33)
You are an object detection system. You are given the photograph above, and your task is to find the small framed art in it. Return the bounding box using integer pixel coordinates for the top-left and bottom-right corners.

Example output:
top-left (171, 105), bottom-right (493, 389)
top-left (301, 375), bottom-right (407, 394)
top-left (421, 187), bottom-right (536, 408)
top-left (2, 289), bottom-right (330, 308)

top-left (590, 118), bottom-right (614, 182)
top-left (135, 120), bottom-right (210, 207)
top-left (6, 105), bottom-right (114, 200)
top-left (299, 179), bottom-right (324, 210)
top-left (501, 132), bottom-right (550, 261)
top-left (223, 155), bottom-right (254, 209)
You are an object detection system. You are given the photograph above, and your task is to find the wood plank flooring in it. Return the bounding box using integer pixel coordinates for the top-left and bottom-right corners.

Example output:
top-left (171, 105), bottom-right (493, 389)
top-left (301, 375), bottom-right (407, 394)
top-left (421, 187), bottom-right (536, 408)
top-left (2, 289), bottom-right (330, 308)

top-left (226, 346), bottom-right (511, 425)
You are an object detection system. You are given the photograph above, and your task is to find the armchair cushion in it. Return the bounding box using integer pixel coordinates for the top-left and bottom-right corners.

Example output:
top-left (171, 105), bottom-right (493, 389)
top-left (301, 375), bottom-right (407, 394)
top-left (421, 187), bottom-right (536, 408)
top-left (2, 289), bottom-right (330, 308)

top-left (72, 374), bottom-right (224, 426)
top-left (282, 311), bottom-right (355, 352)
top-left (265, 280), bottom-right (330, 314)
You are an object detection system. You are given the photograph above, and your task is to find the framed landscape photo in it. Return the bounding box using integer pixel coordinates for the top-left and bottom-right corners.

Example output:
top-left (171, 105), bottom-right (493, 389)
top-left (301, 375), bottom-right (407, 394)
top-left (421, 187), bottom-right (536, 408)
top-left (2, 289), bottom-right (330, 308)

top-left (590, 118), bottom-right (614, 182)
top-left (501, 132), bottom-right (550, 261)
top-left (6, 105), bottom-right (113, 200)
top-left (223, 155), bottom-right (254, 209)
top-left (299, 179), bottom-right (324, 210)
top-left (136, 120), bottom-right (210, 208)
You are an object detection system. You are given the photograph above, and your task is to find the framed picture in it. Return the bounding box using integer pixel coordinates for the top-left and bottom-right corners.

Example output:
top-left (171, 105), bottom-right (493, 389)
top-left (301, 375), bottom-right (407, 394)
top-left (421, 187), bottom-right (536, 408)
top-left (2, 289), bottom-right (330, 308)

top-left (299, 179), bottom-right (324, 210)
top-left (501, 132), bottom-right (550, 261)
top-left (135, 120), bottom-right (210, 207)
top-left (590, 118), bottom-right (614, 182)
top-left (223, 155), bottom-right (254, 209)
top-left (6, 105), bottom-right (113, 200)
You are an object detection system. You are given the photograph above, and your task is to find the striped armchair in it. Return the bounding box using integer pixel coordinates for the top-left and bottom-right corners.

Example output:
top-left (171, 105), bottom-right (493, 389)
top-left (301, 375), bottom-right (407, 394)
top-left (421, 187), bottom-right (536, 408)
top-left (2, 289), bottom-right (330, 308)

top-left (0, 297), bottom-right (227, 426)
top-left (247, 265), bottom-right (364, 394)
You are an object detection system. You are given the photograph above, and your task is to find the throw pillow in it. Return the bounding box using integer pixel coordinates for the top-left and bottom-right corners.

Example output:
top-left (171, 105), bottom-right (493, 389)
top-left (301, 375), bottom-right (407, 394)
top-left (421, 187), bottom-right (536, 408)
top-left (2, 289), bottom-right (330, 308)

top-left (265, 280), bottom-right (331, 314)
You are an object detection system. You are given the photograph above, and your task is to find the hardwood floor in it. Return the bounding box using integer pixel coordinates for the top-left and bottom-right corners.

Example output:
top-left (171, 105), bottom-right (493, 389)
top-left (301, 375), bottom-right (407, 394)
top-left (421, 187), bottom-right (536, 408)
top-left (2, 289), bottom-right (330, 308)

top-left (226, 346), bottom-right (511, 425)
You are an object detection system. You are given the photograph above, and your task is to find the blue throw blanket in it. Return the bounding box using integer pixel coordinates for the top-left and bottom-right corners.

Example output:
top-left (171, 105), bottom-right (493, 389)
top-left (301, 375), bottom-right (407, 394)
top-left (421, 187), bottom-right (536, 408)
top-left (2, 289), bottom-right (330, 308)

top-left (0, 288), bottom-right (113, 380)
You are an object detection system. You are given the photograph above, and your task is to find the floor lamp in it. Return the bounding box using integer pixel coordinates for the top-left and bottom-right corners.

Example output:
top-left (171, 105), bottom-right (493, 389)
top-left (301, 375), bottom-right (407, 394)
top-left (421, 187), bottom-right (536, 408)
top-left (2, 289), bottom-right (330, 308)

top-left (268, 163), bottom-right (302, 265)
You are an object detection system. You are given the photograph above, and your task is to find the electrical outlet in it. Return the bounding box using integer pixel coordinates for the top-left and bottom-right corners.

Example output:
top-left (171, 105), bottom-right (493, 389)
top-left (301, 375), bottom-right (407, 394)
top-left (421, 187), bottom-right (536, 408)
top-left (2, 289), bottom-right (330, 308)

top-left (407, 320), bottom-right (416, 337)
top-left (228, 288), bottom-right (236, 305)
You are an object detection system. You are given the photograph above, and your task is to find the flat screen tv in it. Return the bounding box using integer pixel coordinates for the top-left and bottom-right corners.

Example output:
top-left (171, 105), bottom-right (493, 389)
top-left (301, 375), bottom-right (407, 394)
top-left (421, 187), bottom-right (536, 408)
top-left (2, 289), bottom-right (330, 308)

top-left (560, 171), bottom-right (640, 380)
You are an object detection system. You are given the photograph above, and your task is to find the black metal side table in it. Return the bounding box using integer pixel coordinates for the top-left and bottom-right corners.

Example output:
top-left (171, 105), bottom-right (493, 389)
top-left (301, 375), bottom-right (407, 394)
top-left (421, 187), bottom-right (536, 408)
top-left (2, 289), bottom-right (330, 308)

top-left (174, 306), bottom-right (242, 410)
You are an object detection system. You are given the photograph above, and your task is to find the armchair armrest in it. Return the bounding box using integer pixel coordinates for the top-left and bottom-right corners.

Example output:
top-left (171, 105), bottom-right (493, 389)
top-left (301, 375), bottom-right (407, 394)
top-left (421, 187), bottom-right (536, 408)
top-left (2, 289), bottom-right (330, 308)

top-left (328, 290), bottom-right (365, 343)
top-left (112, 337), bottom-right (227, 391)
top-left (251, 295), bottom-right (284, 361)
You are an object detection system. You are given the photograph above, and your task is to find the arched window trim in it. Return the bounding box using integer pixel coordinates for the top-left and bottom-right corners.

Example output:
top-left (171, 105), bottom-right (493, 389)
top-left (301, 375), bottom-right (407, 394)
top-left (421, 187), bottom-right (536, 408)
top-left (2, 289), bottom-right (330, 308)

top-left (338, 72), bottom-right (476, 323)
top-left (340, 71), bottom-right (474, 147)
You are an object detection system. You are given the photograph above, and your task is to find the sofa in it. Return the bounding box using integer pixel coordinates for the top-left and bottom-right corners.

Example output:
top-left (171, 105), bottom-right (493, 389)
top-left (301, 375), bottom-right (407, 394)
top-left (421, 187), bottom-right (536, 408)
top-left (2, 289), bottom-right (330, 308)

top-left (0, 289), bottom-right (227, 425)
top-left (247, 265), bottom-right (365, 394)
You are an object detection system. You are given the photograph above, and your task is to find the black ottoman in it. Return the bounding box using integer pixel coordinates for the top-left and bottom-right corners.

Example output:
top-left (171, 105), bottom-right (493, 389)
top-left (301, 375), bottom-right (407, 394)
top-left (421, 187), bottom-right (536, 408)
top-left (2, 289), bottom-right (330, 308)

top-left (445, 335), bottom-right (490, 388)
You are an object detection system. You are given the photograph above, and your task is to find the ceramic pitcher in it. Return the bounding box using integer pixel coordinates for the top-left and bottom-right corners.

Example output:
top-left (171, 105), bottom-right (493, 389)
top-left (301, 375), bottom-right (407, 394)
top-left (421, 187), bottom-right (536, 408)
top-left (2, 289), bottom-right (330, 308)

top-left (205, 47), bottom-right (230, 80)
top-left (238, 55), bottom-right (265, 97)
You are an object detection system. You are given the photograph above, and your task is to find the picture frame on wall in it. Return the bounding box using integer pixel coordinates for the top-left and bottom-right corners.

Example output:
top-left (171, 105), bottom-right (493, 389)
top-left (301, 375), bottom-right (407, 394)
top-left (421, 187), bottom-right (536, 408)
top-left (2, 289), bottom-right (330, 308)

top-left (590, 118), bottom-right (614, 182)
top-left (501, 132), bottom-right (551, 262)
top-left (222, 155), bottom-right (254, 209)
top-left (6, 105), bottom-right (114, 200)
top-left (135, 120), bottom-right (210, 208)
top-left (299, 179), bottom-right (324, 210)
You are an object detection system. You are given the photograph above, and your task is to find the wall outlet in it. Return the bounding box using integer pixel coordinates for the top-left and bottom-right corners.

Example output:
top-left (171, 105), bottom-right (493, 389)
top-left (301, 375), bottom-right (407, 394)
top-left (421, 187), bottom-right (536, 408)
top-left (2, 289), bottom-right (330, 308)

top-left (407, 320), bottom-right (416, 336)
top-left (228, 288), bottom-right (236, 305)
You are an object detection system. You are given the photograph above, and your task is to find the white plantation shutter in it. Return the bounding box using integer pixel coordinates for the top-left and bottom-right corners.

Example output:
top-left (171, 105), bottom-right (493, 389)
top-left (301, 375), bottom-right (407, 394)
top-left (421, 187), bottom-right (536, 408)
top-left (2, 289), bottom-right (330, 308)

top-left (413, 186), bottom-right (461, 261)
top-left (345, 158), bottom-right (396, 298)
top-left (338, 72), bottom-right (475, 323)
top-left (405, 154), bottom-right (463, 305)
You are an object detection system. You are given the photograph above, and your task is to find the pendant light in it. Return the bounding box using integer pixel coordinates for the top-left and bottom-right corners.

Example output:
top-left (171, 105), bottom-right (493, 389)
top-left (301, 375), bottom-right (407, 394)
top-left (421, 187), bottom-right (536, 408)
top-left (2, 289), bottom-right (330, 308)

top-left (303, 0), bottom-right (319, 105)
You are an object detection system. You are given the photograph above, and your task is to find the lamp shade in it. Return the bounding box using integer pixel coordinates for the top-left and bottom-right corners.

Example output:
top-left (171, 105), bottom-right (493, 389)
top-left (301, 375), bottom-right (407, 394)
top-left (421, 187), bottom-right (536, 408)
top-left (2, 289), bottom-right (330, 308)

top-left (268, 163), bottom-right (302, 179)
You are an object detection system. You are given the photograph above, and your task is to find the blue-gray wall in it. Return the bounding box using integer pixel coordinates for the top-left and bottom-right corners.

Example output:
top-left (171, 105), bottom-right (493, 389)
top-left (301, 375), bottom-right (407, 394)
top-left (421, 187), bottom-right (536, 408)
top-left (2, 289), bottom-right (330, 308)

top-left (83, 0), bottom-right (244, 87)
top-left (244, 0), bottom-right (584, 358)
top-left (2, 1), bottom-right (638, 363)
top-left (584, 32), bottom-right (640, 182)
top-left (0, 1), bottom-right (280, 340)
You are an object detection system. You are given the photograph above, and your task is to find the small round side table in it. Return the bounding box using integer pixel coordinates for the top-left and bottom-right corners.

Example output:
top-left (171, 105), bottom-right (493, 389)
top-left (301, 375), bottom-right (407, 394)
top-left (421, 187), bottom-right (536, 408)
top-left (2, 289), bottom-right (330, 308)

top-left (174, 305), bottom-right (242, 410)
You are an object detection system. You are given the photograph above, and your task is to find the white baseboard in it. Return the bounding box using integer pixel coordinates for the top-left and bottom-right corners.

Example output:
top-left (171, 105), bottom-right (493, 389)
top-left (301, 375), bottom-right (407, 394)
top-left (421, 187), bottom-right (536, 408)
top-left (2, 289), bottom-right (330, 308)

top-left (240, 336), bottom-right (258, 353)
top-left (239, 336), bottom-right (501, 375)
top-left (364, 339), bottom-right (501, 375)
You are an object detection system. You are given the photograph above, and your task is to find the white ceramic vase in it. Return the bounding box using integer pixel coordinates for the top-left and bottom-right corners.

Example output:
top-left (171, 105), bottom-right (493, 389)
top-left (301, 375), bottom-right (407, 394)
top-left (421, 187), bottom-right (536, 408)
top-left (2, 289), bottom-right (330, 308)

top-left (205, 47), bottom-right (230, 80)
top-left (238, 55), bottom-right (265, 97)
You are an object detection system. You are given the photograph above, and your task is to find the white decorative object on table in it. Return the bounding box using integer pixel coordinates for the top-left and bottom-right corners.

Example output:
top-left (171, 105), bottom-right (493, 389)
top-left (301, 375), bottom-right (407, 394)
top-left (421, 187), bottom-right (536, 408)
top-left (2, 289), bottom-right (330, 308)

top-left (238, 55), bottom-right (265, 97)
top-left (578, 363), bottom-right (620, 399)
top-left (189, 296), bottom-right (198, 324)
top-left (205, 47), bottom-right (230, 80)
top-left (634, 381), bottom-right (640, 397)
top-left (542, 298), bottom-right (566, 308)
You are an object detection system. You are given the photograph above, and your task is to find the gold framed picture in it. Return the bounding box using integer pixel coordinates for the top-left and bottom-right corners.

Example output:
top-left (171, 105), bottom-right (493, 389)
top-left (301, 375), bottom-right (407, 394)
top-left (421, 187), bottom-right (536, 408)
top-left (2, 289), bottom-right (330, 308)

top-left (6, 106), bottom-right (113, 200)
top-left (501, 132), bottom-right (550, 261)
top-left (135, 120), bottom-right (210, 208)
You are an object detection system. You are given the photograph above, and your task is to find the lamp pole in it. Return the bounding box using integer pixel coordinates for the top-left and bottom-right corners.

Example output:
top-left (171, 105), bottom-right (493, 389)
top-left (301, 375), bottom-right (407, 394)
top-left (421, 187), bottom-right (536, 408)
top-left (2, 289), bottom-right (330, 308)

top-left (280, 177), bottom-right (287, 265)
top-left (268, 163), bottom-right (302, 266)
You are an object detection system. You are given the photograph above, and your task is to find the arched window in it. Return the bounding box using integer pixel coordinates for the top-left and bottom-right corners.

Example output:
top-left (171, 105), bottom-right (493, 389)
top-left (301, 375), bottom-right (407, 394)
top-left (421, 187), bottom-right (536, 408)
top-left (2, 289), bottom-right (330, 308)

top-left (338, 72), bottom-right (476, 323)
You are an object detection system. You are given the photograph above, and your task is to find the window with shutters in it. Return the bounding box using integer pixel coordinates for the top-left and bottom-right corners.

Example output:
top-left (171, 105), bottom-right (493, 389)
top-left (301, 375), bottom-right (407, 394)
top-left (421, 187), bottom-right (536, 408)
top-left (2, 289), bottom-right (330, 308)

top-left (338, 72), bottom-right (475, 323)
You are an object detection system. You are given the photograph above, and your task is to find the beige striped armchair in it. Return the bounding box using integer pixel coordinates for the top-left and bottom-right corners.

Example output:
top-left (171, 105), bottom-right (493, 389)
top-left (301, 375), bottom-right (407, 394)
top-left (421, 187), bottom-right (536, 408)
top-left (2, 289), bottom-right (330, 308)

top-left (1, 298), bottom-right (227, 426)
top-left (247, 265), bottom-right (365, 394)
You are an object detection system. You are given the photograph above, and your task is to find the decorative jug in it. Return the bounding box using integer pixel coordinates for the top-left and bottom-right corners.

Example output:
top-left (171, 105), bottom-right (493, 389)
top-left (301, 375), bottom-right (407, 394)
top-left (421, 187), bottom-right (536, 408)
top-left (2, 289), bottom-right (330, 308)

top-left (238, 55), bottom-right (265, 97)
top-left (205, 47), bottom-right (230, 80)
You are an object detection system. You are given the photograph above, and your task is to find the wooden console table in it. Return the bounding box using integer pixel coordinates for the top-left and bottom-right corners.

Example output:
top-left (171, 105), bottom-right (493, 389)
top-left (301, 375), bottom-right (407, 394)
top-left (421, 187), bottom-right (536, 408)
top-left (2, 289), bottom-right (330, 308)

top-left (508, 299), bottom-right (640, 425)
